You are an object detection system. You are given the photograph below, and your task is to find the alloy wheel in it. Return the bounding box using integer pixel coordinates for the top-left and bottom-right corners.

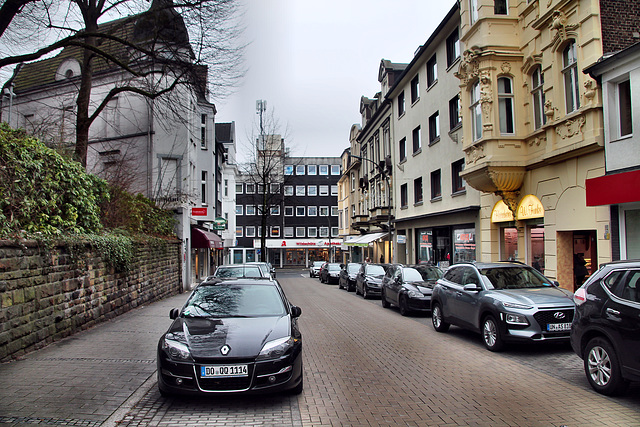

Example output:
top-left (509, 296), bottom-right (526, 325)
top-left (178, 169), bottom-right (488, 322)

top-left (587, 345), bottom-right (612, 387)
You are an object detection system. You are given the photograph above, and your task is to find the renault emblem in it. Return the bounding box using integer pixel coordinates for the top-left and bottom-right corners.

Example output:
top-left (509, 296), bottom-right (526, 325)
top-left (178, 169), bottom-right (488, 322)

top-left (553, 312), bottom-right (566, 320)
top-left (220, 345), bottom-right (231, 355)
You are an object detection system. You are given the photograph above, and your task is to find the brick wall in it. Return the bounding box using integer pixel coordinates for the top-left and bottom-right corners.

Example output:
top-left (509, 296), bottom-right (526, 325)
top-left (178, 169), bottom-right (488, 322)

top-left (0, 238), bottom-right (182, 362)
top-left (600, 0), bottom-right (640, 54)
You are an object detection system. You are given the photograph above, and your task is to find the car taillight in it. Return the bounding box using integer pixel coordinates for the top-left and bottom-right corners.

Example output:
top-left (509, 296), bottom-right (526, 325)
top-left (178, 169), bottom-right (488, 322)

top-left (574, 288), bottom-right (587, 305)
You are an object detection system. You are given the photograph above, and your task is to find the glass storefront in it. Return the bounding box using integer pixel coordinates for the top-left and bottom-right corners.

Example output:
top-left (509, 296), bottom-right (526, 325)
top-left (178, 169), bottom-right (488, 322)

top-left (418, 230), bottom-right (433, 264)
top-left (501, 227), bottom-right (518, 261)
top-left (625, 208), bottom-right (640, 258)
top-left (453, 228), bottom-right (476, 263)
top-left (416, 225), bottom-right (476, 267)
top-left (529, 225), bottom-right (545, 272)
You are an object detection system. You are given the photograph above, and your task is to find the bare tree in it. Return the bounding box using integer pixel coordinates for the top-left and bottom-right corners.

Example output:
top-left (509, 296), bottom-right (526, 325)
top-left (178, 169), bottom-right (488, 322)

top-left (0, 0), bottom-right (244, 166)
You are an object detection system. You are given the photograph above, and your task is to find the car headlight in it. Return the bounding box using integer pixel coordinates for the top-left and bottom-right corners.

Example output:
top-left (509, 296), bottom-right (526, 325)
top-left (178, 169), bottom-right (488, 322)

top-left (505, 313), bottom-right (529, 326)
top-left (407, 290), bottom-right (423, 298)
top-left (257, 336), bottom-right (297, 360)
top-left (162, 337), bottom-right (193, 361)
top-left (502, 301), bottom-right (533, 310)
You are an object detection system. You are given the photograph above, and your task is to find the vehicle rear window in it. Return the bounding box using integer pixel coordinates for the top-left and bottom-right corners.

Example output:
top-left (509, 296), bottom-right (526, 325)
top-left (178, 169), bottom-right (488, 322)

top-left (214, 266), bottom-right (263, 278)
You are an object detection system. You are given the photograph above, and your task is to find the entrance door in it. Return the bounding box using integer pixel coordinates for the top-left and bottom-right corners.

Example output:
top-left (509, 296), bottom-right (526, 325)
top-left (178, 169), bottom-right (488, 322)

top-left (573, 231), bottom-right (597, 291)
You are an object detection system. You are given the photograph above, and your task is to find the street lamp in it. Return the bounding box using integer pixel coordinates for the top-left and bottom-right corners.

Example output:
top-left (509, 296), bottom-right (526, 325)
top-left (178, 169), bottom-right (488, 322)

top-left (348, 153), bottom-right (393, 263)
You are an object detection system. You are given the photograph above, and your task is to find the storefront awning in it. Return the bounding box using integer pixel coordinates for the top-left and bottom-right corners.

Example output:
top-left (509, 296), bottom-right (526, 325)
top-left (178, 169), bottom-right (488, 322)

top-left (191, 228), bottom-right (223, 249)
top-left (586, 169), bottom-right (640, 206)
top-left (345, 232), bottom-right (388, 246)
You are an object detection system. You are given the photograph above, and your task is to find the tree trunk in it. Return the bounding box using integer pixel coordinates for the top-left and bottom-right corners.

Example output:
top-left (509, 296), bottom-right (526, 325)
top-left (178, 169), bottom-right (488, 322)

top-left (74, 17), bottom-right (98, 167)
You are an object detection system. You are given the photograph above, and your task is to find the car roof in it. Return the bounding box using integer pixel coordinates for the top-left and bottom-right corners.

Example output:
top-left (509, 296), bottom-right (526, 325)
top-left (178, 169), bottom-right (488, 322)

top-left (598, 259), bottom-right (640, 269)
top-left (449, 261), bottom-right (530, 269)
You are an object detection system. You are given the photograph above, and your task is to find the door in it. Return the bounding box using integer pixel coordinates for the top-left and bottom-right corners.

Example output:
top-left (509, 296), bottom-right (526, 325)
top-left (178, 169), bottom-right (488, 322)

top-left (607, 269), bottom-right (640, 376)
top-left (454, 266), bottom-right (483, 329)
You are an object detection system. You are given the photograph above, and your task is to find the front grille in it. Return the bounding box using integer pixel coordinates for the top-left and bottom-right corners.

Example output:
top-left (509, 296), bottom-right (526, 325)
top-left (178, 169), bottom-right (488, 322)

top-left (533, 308), bottom-right (574, 328)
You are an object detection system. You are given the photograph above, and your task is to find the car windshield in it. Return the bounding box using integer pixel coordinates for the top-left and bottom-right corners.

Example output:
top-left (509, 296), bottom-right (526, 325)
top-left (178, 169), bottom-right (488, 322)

top-left (348, 264), bottom-right (361, 273)
top-left (479, 266), bottom-right (553, 290)
top-left (313, 261), bottom-right (324, 267)
top-left (328, 264), bottom-right (341, 271)
top-left (366, 265), bottom-right (386, 276)
top-left (213, 266), bottom-right (264, 279)
top-left (183, 284), bottom-right (286, 317)
top-left (414, 266), bottom-right (443, 281)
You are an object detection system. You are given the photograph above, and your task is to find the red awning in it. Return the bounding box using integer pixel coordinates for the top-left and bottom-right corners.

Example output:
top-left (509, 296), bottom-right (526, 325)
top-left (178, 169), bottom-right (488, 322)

top-left (191, 228), bottom-right (223, 249)
top-left (586, 169), bottom-right (640, 206)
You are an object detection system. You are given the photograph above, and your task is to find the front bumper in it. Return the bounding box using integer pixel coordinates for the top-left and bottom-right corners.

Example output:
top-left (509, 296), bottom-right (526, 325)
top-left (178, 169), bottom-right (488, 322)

top-left (499, 308), bottom-right (574, 343)
top-left (406, 296), bottom-right (432, 312)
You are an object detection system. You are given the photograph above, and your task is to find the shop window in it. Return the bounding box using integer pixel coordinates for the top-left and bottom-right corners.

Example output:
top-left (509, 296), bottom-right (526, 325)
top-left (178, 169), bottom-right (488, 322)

top-left (453, 228), bottom-right (476, 263)
top-left (501, 227), bottom-right (518, 261)
top-left (529, 225), bottom-right (545, 273)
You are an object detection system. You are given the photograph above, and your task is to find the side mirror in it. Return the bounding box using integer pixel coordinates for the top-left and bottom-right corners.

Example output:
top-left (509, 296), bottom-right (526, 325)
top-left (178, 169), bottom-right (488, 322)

top-left (169, 308), bottom-right (180, 319)
top-left (463, 284), bottom-right (482, 292)
top-left (553, 281), bottom-right (560, 287)
top-left (290, 306), bottom-right (302, 318)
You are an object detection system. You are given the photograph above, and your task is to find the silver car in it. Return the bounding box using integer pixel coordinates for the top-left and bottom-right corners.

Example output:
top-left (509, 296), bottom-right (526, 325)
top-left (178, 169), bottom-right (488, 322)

top-left (431, 262), bottom-right (575, 351)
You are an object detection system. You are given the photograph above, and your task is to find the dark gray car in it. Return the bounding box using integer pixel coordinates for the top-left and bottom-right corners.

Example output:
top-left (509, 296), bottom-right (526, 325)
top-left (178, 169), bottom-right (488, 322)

top-left (381, 264), bottom-right (443, 315)
top-left (431, 262), bottom-right (575, 351)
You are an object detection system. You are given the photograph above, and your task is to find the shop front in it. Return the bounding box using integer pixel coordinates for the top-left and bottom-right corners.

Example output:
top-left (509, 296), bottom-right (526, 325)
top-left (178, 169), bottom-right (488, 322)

top-left (256, 238), bottom-right (344, 267)
top-left (415, 225), bottom-right (476, 269)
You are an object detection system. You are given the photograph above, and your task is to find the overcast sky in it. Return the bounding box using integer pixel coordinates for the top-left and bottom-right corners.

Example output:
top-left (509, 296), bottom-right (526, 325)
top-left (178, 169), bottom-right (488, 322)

top-left (216, 0), bottom-right (458, 160)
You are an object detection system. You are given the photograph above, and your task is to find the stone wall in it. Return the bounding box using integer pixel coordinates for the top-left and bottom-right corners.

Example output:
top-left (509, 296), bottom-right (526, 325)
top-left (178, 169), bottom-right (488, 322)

top-left (0, 238), bottom-right (182, 362)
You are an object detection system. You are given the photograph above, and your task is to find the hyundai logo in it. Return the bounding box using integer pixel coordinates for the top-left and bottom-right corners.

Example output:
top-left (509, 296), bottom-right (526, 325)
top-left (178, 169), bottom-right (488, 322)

top-left (220, 345), bottom-right (231, 355)
top-left (553, 312), bottom-right (566, 320)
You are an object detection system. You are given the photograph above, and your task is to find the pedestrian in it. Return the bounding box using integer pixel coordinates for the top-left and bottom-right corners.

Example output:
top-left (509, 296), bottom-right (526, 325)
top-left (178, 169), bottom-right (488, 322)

top-left (380, 254), bottom-right (384, 263)
top-left (574, 253), bottom-right (588, 291)
top-left (365, 257), bottom-right (371, 263)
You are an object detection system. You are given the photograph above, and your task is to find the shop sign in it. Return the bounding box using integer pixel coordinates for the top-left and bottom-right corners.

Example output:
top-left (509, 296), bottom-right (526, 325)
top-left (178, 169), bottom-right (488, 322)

top-left (256, 239), bottom-right (344, 248)
top-left (491, 200), bottom-right (514, 223)
top-left (397, 235), bottom-right (407, 244)
top-left (516, 194), bottom-right (544, 220)
top-left (212, 216), bottom-right (227, 230)
top-left (192, 207), bottom-right (208, 216)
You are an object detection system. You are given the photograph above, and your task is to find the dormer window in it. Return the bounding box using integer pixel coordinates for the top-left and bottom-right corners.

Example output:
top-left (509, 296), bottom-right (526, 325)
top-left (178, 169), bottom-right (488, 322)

top-left (56, 58), bottom-right (81, 81)
top-left (65, 69), bottom-right (74, 79)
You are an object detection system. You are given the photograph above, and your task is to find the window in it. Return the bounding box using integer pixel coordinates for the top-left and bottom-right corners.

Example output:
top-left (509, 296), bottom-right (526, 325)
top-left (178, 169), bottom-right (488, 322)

top-left (270, 226), bottom-right (280, 237)
top-left (284, 165), bottom-right (293, 175)
top-left (235, 183), bottom-right (243, 194)
top-left (618, 79), bottom-right (632, 137)
top-left (563, 41), bottom-right (580, 114)
top-left (308, 164), bottom-right (317, 175)
top-left (431, 169), bottom-right (442, 200)
top-left (270, 205), bottom-right (280, 215)
top-left (284, 185), bottom-right (293, 196)
top-left (414, 177), bottom-right (423, 204)
top-left (296, 227), bottom-right (305, 237)
top-left (429, 111), bottom-right (440, 144)
top-left (399, 137), bottom-right (407, 162)
top-left (531, 67), bottom-right (546, 130)
top-left (471, 81), bottom-right (482, 141)
top-left (296, 165), bottom-right (305, 175)
top-left (332, 227), bottom-right (339, 237)
top-left (449, 94), bottom-right (461, 130)
top-left (411, 75), bottom-right (420, 104)
top-left (235, 205), bottom-right (243, 215)
top-left (400, 183), bottom-right (408, 208)
top-left (296, 206), bottom-right (305, 216)
top-left (398, 91), bottom-right (406, 116)
top-left (319, 227), bottom-right (329, 238)
top-left (452, 159), bottom-right (465, 193)
top-left (245, 226), bottom-right (255, 237)
top-left (284, 206), bottom-right (294, 216)
top-left (331, 185), bottom-right (338, 196)
top-left (470, 0), bottom-right (478, 24)
top-left (308, 185), bottom-right (317, 196)
top-left (246, 205), bottom-right (256, 215)
top-left (308, 206), bottom-right (318, 216)
top-left (235, 226), bottom-right (243, 237)
top-left (319, 206), bottom-right (329, 216)
top-left (257, 183), bottom-right (265, 194)
top-left (270, 183), bottom-right (279, 194)
top-left (319, 165), bottom-right (329, 175)
top-left (245, 183), bottom-right (255, 194)
top-left (256, 227), bottom-right (262, 237)
top-left (427, 55), bottom-right (437, 87)
top-left (331, 164), bottom-right (341, 175)
top-left (319, 185), bottom-right (329, 196)
top-left (351, 172), bottom-right (356, 191)
top-left (200, 114), bottom-right (207, 149)
top-left (296, 186), bottom-right (306, 196)
top-left (331, 206), bottom-right (339, 216)
top-left (412, 126), bottom-right (421, 153)
top-left (284, 227), bottom-right (294, 237)
top-left (201, 171), bottom-right (207, 204)
top-left (308, 227), bottom-right (318, 238)
top-left (224, 179), bottom-right (229, 197)
top-left (495, 0), bottom-right (508, 15)
top-left (446, 28), bottom-right (460, 67)
top-left (498, 77), bottom-right (515, 134)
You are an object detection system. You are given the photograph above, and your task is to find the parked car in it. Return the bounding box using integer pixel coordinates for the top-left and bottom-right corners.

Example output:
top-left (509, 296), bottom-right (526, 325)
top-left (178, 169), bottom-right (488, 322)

top-left (246, 261), bottom-right (276, 278)
top-left (381, 264), bottom-right (443, 315)
top-left (431, 262), bottom-right (575, 351)
top-left (570, 260), bottom-right (640, 396)
top-left (309, 261), bottom-right (325, 278)
top-left (207, 264), bottom-right (270, 281)
top-left (319, 263), bottom-right (341, 284)
top-left (157, 279), bottom-right (303, 395)
top-left (338, 262), bottom-right (362, 292)
top-left (355, 263), bottom-right (388, 299)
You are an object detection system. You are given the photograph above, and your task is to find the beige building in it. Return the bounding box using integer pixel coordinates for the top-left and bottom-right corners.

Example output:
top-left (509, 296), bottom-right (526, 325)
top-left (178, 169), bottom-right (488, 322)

top-left (456, 0), bottom-right (608, 290)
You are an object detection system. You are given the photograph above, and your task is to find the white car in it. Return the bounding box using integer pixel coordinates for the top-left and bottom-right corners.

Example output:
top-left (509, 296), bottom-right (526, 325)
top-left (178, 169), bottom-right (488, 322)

top-left (309, 261), bottom-right (325, 278)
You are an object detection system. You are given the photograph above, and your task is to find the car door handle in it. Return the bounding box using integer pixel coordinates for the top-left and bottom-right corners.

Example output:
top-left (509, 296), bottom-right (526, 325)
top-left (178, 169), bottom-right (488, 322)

top-left (456, 291), bottom-right (463, 297)
top-left (606, 308), bottom-right (620, 316)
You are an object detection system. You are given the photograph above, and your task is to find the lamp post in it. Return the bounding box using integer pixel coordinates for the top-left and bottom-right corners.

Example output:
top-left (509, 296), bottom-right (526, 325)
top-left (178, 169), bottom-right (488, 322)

top-left (348, 153), bottom-right (393, 263)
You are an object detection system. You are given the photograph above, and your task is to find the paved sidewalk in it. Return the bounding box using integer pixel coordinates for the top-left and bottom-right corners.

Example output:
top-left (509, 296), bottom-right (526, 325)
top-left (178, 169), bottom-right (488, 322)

top-left (0, 292), bottom-right (189, 427)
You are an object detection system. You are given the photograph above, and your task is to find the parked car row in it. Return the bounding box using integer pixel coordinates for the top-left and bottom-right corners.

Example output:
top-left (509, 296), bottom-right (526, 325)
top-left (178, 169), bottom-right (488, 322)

top-left (315, 259), bottom-right (640, 396)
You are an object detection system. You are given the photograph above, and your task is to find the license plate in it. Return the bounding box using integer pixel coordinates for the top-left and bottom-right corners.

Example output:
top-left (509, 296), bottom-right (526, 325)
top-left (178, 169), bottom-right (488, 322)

top-left (200, 364), bottom-right (248, 378)
top-left (547, 323), bottom-right (571, 332)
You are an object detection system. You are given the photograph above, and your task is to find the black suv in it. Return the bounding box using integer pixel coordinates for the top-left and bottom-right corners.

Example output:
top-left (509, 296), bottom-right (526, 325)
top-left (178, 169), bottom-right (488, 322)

top-left (570, 260), bottom-right (640, 396)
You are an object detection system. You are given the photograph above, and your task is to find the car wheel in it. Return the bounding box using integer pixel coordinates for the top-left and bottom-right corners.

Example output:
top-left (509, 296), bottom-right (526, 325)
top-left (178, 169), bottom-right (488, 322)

top-left (482, 315), bottom-right (504, 352)
top-left (431, 303), bottom-right (450, 332)
top-left (381, 290), bottom-right (390, 308)
top-left (584, 337), bottom-right (629, 396)
top-left (399, 295), bottom-right (410, 316)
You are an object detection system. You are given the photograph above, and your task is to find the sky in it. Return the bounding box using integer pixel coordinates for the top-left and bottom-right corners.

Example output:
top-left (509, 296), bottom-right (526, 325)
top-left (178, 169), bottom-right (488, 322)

top-left (215, 0), bottom-right (458, 160)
